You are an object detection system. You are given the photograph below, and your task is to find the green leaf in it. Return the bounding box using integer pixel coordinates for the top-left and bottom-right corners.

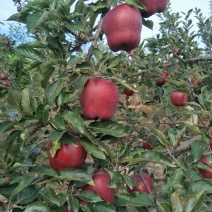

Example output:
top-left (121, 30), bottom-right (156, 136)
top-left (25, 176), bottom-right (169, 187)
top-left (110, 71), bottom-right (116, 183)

top-left (69, 195), bottom-right (79, 212)
top-left (125, 0), bottom-right (146, 10)
top-left (22, 87), bottom-right (32, 115)
top-left (46, 79), bottom-right (63, 104)
top-left (151, 128), bottom-right (169, 146)
top-left (48, 131), bottom-right (64, 141)
top-left (27, 12), bottom-right (43, 32)
top-left (29, 165), bottom-right (58, 177)
top-left (142, 19), bottom-right (154, 30)
top-left (6, 91), bottom-right (22, 111)
top-left (191, 140), bottom-right (204, 162)
top-left (36, 104), bottom-right (50, 125)
top-left (16, 185), bottom-right (39, 204)
top-left (39, 187), bottom-right (61, 207)
top-left (116, 192), bottom-right (156, 207)
top-left (58, 169), bottom-right (94, 185)
top-left (24, 202), bottom-right (50, 212)
top-left (89, 121), bottom-right (128, 137)
top-left (0, 121), bottom-right (15, 134)
top-left (80, 139), bottom-right (106, 160)
top-left (79, 190), bottom-right (103, 203)
top-left (10, 176), bottom-right (35, 200)
top-left (31, 72), bottom-right (45, 100)
top-left (158, 202), bottom-right (172, 212)
top-left (50, 114), bottom-right (66, 131)
top-left (185, 190), bottom-right (204, 212)
top-left (62, 111), bottom-right (85, 134)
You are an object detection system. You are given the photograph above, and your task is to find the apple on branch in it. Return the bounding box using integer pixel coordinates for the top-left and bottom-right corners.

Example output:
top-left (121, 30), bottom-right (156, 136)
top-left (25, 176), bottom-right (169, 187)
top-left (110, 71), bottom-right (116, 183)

top-left (170, 91), bottom-right (188, 106)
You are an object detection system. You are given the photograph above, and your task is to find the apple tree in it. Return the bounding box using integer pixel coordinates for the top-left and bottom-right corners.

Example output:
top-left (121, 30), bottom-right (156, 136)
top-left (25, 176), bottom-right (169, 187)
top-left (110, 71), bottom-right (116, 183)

top-left (0, 0), bottom-right (212, 211)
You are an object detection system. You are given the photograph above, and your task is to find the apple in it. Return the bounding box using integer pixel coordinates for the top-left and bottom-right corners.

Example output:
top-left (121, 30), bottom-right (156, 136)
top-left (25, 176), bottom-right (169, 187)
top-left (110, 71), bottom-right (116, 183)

top-left (78, 77), bottom-right (119, 120)
top-left (78, 199), bottom-right (89, 207)
top-left (190, 78), bottom-right (203, 86)
top-left (123, 88), bottom-right (134, 96)
top-left (102, 4), bottom-right (142, 52)
top-left (155, 71), bottom-right (168, 86)
top-left (2, 81), bottom-right (11, 87)
top-left (0, 73), bottom-right (8, 80)
top-left (126, 172), bottom-right (153, 194)
top-left (47, 137), bottom-right (87, 170)
top-left (138, 0), bottom-right (167, 18)
top-left (198, 155), bottom-right (212, 178)
top-left (170, 91), bottom-right (188, 106)
top-left (123, 137), bottom-right (130, 142)
top-left (82, 171), bottom-right (115, 205)
top-left (143, 141), bottom-right (153, 150)
top-left (129, 49), bottom-right (135, 56)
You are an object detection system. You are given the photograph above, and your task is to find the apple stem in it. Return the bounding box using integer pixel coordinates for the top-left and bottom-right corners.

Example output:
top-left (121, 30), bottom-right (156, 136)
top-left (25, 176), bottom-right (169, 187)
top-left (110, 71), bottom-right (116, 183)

top-left (139, 170), bottom-right (153, 195)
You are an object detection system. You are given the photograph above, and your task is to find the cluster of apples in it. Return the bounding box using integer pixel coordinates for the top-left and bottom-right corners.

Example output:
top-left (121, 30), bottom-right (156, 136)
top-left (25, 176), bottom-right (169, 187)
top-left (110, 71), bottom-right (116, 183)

top-left (0, 73), bottom-right (11, 87)
top-left (102, 0), bottom-right (168, 52)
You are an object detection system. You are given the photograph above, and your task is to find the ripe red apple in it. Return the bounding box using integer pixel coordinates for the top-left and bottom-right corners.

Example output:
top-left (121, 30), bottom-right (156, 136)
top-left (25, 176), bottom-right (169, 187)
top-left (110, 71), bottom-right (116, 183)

top-left (138, 0), bottom-right (167, 18)
top-left (190, 78), bottom-right (203, 86)
top-left (143, 141), bottom-right (153, 150)
top-left (170, 91), bottom-right (188, 106)
top-left (2, 80), bottom-right (11, 87)
top-left (82, 171), bottom-right (115, 205)
top-left (155, 71), bottom-right (168, 86)
top-left (123, 88), bottom-right (134, 96)
top-left (126, 172), bottom-right (153, 194)
top-left (47, 137), bottom-right (87, 170)
top-left (78, 77), bottom-right (119, 120)
top-left (198, 155), bottom-right (212, 178)
top-left (78, 199), bottom-right (89, 207)
top-left (0, 73), bottom-right (8, 80)
top-left (102, 4), bottom-right (142, 52)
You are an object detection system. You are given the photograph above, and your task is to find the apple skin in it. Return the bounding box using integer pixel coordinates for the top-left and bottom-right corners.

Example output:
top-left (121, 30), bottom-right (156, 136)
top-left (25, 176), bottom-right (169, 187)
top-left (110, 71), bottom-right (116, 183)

top-left (47, 137), bottom-right (87, 170)
top-left (155, 71), bottom-right (168, 86)
top-left (170, 92), bottom-right (188, 106)
top-left (82, 171), bottom-right (115, 205)
top-left (79, 77), bottom-right (119, 120)
top-left (102, 4), bottom-right (142, 52)
top-left (0, 73), bottom-right (8, 80)
top-left (138, 0), bottom-right (167, 18)
top-left (190, 78), bottom-right (203, 86)
top-left (198, 155), bottom-right (212, 178)
top-left (2, 80), bottom-right (11, 87)
top-left (123, 88), bottom-right (134, 96)
top-left (126, 173), bottom-right (153, 194)
top-left (143, 141), bottom-right (153, 150)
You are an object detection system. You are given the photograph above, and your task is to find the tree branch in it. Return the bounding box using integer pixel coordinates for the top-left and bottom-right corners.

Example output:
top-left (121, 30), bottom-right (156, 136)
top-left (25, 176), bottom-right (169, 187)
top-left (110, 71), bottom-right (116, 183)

top-left (85, 16), bottom-right (104, 62)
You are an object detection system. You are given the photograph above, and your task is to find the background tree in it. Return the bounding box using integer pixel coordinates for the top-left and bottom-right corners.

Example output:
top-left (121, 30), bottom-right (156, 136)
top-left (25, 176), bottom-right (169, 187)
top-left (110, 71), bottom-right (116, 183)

top-left (0, 0), bottom-right (212, 211)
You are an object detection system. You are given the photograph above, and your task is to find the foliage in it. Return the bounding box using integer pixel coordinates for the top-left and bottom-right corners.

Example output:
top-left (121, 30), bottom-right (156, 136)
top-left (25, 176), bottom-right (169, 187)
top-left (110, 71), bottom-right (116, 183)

top-left (0, 0), bottom-right (212, 211)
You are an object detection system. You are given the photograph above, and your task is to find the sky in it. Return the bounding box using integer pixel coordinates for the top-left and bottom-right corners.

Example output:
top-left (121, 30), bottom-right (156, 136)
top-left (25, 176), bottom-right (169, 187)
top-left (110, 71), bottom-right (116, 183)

top-left (0, 0), bottom-right (210, 40)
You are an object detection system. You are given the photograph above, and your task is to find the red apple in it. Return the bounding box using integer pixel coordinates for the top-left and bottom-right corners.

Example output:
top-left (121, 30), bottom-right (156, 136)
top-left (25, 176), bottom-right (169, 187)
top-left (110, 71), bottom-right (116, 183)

top-left (123, 137), bottom-right (130, 142)
top-left (170, 91), bottom-right (188, 106)
top-left (126, 172), bottom-right (153, 194)
top-left (102, 4), bottom-right (142, 52)
top-left (47, 137), bottom-right (87, 170)
top-left (78, 77), bottom-right (119, 120)
top-left (138, 0), bottom-right (167, 18)
top-left (143, 141), bottom-right (153, 150)
top-left (198, 155), bottom-right (212, 178)
top-left (2, 80), bottom-right (11, 87)
top-left (78, 199), bottom-right (89, 207)
top-left (129, 49), bottom-right (135, 56)
top-left (155, 71), bottom-right (168, 86)
top-left (0, 73), bottom-right (8, 80)
top-left (190, 78), bottom-right (203, 86)
top-left (82, 171), bottom-right (115, 205)
top-left (123, 88), bottom-right (134, 96)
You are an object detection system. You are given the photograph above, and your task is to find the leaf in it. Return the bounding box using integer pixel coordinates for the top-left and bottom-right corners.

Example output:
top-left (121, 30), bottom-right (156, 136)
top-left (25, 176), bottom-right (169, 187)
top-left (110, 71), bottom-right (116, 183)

top-left (39, 187), bottom-right (61, 207)
top-left (36, 104), bottom-right (50, 125)
top-left (171, 190), bottom-right (184, 212)
top-left (185, 190), bottom-right (204, 212)
top-left (79, 190), bottom-right (103, 203)
top-left (89, 121), bottom-right (128, 138)
top-left (48, 140), bottom-right (62, 158)
top-left (80, 139), bottom-right (106, 160)
top-left (0, 121), bottom-right (15, 134)
top-left (50, 114), bottom-right (66, 131)
top-left (10, 176), bottom-right (35, 200)
top-left (191, 140), bottom-right (204, 162)
top-left (29, 165), bottom-right (58, 177)
top-left (125, 0), bottom-right (146, 10)
top-left (24, 202), bottom-right (50, 212)
top-left (62, 111), bottom-right (85, 134)
top-left (116, 192), bottom-right (156, 207)
top-left (27, 12), bottom-right (43, 32)
top-left (31, 72), bottom-right (45, 100)
top-left (69, 195), bottom-right (79, 212)
top-left (6, 91), bottom-right (22, 111)
top-left (142, 19), bottom-right (154, 30)
top-left (22, 87), bottom-right (32, 115)
top-left (58, 169), bottom-right (94, 185)
top-left (48, 131), bottom-right (64, 141)
top-left (151, 128), bottom-right (169, 146)
top-left (45, 79), bottom-right (63, 104)
top-left (158, 202), bottom-right (172, 212)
